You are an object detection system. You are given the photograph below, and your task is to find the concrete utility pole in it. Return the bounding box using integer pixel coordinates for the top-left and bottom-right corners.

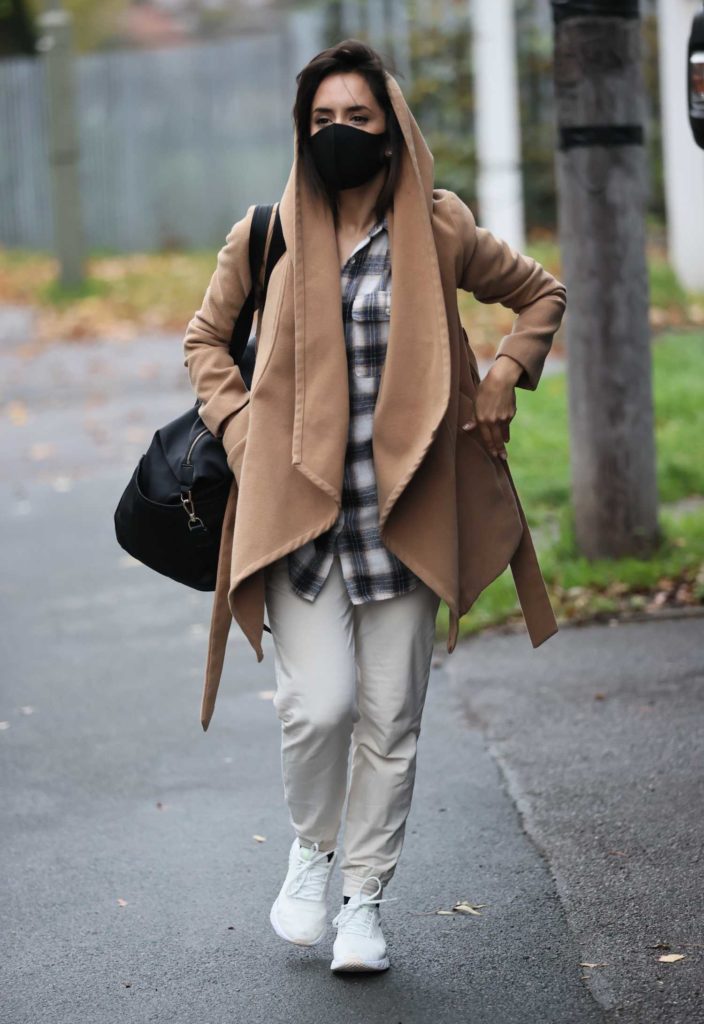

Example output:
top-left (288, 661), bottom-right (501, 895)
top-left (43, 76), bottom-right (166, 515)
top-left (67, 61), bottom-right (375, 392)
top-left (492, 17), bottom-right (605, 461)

top-left (471, 0), bottom-right (525, 248)
top-left (551, 0), bottom-right (660, 559)
top-left (657, 0), bottom-right (704, 290)
top-left (37, 3), bottom-right (85, 287)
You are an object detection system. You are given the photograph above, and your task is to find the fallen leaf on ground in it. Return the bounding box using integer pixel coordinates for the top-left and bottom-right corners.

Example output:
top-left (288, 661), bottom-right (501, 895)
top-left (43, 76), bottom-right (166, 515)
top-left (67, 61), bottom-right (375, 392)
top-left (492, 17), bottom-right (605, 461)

top-left (658, 953), bottom-right (686, 963)
top-left (580, 962), bottom-right (608, 968)
top-left (118, 555), bottom-right (142, 568)
top-left (117, 898), bottom-right (128, 907)
top-left (409, 901), bottom-right (487, 917)
top-left (6, 401), bottom-right (28, 425)
top-left (452, 901), bottom-right (484, 916)
top-left (29, 442), bottom-right (56, 461)
top-left (253, 835), bottom-right (267, 843)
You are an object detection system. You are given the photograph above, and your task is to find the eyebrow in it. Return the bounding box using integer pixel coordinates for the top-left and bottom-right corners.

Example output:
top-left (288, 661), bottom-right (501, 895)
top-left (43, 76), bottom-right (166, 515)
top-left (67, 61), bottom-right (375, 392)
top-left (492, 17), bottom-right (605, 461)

top-left (312, 104), bottom-right (373, 114)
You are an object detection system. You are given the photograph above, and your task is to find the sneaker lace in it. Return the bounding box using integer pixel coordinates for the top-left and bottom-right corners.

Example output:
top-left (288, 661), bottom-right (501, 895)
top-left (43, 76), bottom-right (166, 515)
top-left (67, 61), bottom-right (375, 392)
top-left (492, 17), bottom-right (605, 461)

top-left (286, 842), bottom-right (334, 901)
top-left (332, 874), bottom-right (399, 936)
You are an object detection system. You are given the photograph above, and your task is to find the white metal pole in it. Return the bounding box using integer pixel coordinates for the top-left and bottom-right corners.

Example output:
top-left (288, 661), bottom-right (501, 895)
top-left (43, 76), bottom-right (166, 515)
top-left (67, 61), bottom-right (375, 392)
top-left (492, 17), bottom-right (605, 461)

top-left (657, 0), bottom-right (704, 290)
top-left (471, 0), bottom-right (525, 248)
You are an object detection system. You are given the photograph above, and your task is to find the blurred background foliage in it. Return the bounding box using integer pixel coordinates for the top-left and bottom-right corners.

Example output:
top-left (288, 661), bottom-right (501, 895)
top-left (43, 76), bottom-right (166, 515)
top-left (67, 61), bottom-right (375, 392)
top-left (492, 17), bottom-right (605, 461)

top-left (4, 0), bottom-right (664, 234)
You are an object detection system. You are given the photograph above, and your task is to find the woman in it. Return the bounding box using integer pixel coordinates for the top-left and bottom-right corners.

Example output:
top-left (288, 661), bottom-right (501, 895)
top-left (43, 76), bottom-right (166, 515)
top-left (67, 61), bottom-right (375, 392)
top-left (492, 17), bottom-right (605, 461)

top-left (182, 40), bottom-right (566, 973)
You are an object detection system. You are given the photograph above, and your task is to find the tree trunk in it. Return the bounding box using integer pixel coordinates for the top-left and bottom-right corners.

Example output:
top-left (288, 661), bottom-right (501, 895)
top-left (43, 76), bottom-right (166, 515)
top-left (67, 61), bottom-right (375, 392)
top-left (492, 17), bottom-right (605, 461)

top-left (551, 0), bottom-right (660, 559)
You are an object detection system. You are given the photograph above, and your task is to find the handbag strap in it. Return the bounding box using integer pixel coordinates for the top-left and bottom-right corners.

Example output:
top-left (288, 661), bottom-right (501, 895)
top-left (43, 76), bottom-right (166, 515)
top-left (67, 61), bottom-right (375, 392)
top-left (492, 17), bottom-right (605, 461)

top-left (228, 203), bottom-right (286, 365)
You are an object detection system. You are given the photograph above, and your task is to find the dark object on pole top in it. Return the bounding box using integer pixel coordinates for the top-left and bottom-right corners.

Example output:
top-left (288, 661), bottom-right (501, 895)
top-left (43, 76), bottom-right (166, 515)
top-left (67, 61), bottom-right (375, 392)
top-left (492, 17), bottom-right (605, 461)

top-left (550, 0), bottom-right (639, 23)
top-left (688, 3), bottom-right (704, 149)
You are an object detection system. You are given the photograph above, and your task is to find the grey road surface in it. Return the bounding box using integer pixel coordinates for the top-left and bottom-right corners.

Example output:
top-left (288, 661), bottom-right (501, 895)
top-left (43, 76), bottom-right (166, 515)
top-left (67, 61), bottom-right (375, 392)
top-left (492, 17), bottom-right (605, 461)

top-left (1, 306), bottom-right (701, 1023)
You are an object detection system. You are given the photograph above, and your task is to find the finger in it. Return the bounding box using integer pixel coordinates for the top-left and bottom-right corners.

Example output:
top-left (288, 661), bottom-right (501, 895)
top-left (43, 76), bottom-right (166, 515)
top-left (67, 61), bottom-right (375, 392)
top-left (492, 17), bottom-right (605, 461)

top-left (490, 422), bottom-right (508, 460)
top-left (501, 420), bottom-right (510, 443)
top-left (479, 421), bottom-right (494, 452)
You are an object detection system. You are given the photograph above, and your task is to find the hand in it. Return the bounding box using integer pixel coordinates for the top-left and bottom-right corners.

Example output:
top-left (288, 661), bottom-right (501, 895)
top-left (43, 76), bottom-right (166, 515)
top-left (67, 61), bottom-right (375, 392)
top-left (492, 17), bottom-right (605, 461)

top-left (461, 355), bottom-right (521, 460)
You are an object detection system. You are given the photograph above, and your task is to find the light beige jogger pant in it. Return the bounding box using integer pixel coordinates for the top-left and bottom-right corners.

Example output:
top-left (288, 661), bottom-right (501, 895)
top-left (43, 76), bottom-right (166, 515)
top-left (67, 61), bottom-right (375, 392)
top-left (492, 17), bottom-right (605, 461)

top-left (263, 552), bottom-right (441, 898)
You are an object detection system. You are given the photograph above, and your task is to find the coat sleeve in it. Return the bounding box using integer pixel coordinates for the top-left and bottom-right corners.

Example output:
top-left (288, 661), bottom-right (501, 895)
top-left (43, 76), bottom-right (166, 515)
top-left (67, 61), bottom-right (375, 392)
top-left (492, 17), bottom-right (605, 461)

top-left (451, 192), bottom-right (567, 391)
top-left (182, 204), bottom-right (256, 439)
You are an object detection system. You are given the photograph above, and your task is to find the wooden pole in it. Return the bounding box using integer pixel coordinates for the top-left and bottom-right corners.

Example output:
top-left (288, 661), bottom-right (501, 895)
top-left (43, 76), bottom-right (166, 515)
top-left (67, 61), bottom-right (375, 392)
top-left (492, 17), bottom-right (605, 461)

top-left (551, 0), bottom-right (660, 559)
top-left (37, 4), bottom-right (85, 287)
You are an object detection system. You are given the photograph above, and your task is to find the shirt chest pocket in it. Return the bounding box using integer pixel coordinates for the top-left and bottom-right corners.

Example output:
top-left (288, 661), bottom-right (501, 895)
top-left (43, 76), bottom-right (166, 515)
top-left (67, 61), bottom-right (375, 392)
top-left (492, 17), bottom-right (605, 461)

top-left (349, 288), bottom-right (391, 378)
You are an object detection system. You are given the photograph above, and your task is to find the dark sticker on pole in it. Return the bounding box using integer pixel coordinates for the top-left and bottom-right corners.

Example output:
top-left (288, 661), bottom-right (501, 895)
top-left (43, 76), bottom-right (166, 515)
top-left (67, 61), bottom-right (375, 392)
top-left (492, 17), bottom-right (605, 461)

top-left (558, 124), bottom-right (644, 150)
top-left (551, 0), bottom-right (640, 23)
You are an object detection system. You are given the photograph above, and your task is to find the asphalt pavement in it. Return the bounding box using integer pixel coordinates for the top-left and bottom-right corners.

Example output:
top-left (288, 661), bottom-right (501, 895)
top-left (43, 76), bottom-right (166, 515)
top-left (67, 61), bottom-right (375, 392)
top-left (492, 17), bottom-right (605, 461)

top-left (1, 306), bottom-right (701, 1024)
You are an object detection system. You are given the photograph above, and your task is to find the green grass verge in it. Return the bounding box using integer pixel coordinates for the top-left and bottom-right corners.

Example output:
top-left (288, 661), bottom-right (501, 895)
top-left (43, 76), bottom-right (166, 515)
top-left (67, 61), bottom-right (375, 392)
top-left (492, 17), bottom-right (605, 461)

top-left (436, 329), bottom-right (704, 642)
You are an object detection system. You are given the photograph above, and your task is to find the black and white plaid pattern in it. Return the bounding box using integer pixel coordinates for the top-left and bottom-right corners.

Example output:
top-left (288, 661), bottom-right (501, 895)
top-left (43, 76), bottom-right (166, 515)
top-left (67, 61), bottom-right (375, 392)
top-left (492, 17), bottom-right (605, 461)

top-left (287, 214), bottom-right (420, 604)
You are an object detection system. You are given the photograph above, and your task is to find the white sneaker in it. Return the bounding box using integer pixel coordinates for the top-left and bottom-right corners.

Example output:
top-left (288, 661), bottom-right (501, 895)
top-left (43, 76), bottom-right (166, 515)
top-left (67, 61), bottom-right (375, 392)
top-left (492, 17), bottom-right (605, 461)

top-left (330, 874), bottom-right (398, 972)
top-left (269, 838), bottom-right (337, 946)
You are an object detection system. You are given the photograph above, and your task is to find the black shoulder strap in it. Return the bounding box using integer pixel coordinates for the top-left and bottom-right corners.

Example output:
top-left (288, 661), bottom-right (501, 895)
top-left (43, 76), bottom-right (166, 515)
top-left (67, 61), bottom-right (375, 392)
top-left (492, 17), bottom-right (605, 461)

top-left (228, 204), bottom-right (286, 365)
top-left (261, 205), bottom-right (286, 308)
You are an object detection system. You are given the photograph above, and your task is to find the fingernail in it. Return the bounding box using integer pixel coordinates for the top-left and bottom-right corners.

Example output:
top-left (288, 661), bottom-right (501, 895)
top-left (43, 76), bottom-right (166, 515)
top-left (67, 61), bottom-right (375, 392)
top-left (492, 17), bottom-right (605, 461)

top-left (500, 451), bottom-right (508, 460)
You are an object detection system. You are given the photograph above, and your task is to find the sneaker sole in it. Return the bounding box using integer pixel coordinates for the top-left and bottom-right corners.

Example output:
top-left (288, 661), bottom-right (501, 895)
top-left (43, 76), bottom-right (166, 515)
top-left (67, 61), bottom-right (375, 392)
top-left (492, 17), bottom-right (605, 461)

top-left (269, 898), bottom-right (326, 947)
top-left (330, 956), bottom-right (390, 972)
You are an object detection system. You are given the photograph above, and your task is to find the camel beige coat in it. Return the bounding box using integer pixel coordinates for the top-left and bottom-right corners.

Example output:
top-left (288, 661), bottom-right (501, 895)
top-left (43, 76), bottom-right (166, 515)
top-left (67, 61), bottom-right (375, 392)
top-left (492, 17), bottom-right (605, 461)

top-left (183, 72), bottom-right (567, 731)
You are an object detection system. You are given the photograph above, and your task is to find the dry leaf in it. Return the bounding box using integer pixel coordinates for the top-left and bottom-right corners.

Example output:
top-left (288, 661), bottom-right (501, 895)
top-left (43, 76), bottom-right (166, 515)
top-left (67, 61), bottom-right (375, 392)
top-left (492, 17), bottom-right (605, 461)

top-left (452, 901), bottom-right (484, 916)
top-left (658, 953), bottom-right (685, 963)
top-left (253, 834), bottom-right (267, 843)
top-left (124, 426), bottom-right (150, 444)
top-left (580, 962), bottom-right (608, 968)
top-left (6, 401), bottom-right (28, 425)
top-left (29, 441), bottom-right (56, 461)
top-left (118, 555), bottom-right (141, 569)
top-left (117, 898), bottom-right (128, 907)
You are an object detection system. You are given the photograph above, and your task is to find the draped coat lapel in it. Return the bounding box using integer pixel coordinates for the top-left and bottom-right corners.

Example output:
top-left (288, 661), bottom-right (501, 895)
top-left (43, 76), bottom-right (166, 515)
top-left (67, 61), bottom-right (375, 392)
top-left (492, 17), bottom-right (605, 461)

top-left (183, 72), bottom-right (567, 731)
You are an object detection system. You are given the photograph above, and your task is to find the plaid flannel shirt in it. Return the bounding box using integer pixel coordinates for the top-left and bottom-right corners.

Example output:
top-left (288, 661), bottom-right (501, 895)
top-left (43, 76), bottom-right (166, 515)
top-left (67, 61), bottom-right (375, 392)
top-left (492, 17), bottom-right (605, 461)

top-left (287, 214), bottom-right (420, 604)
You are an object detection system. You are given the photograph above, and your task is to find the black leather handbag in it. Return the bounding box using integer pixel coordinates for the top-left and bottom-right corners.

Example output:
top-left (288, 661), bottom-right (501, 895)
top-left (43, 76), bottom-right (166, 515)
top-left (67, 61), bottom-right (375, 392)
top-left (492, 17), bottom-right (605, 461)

top-left (114, 204), bottom-right (286, 591)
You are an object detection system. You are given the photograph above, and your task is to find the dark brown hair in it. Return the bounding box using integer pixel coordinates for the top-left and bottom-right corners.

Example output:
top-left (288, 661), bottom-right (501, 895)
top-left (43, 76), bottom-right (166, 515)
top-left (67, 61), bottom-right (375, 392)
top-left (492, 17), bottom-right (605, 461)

top-left (292, 39), bottom-right (404, 226)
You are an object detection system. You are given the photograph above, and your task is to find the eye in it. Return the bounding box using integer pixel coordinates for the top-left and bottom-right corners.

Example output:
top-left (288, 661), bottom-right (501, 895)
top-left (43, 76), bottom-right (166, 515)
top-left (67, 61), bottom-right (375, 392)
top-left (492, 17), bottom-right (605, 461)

top-left (314, 115), bottom-right (369, 126)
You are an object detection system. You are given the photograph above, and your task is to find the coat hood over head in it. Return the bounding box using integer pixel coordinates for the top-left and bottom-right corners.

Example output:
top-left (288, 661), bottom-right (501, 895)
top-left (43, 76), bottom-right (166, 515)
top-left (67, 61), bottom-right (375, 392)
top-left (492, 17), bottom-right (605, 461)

top-left (276, 70), bottom-right (451, 523)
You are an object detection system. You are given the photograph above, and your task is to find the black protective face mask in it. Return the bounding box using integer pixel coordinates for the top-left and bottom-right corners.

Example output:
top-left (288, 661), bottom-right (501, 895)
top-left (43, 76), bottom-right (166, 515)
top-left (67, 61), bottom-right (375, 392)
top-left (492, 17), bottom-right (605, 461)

top-left (309, 122), bottom-right (388, 191)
